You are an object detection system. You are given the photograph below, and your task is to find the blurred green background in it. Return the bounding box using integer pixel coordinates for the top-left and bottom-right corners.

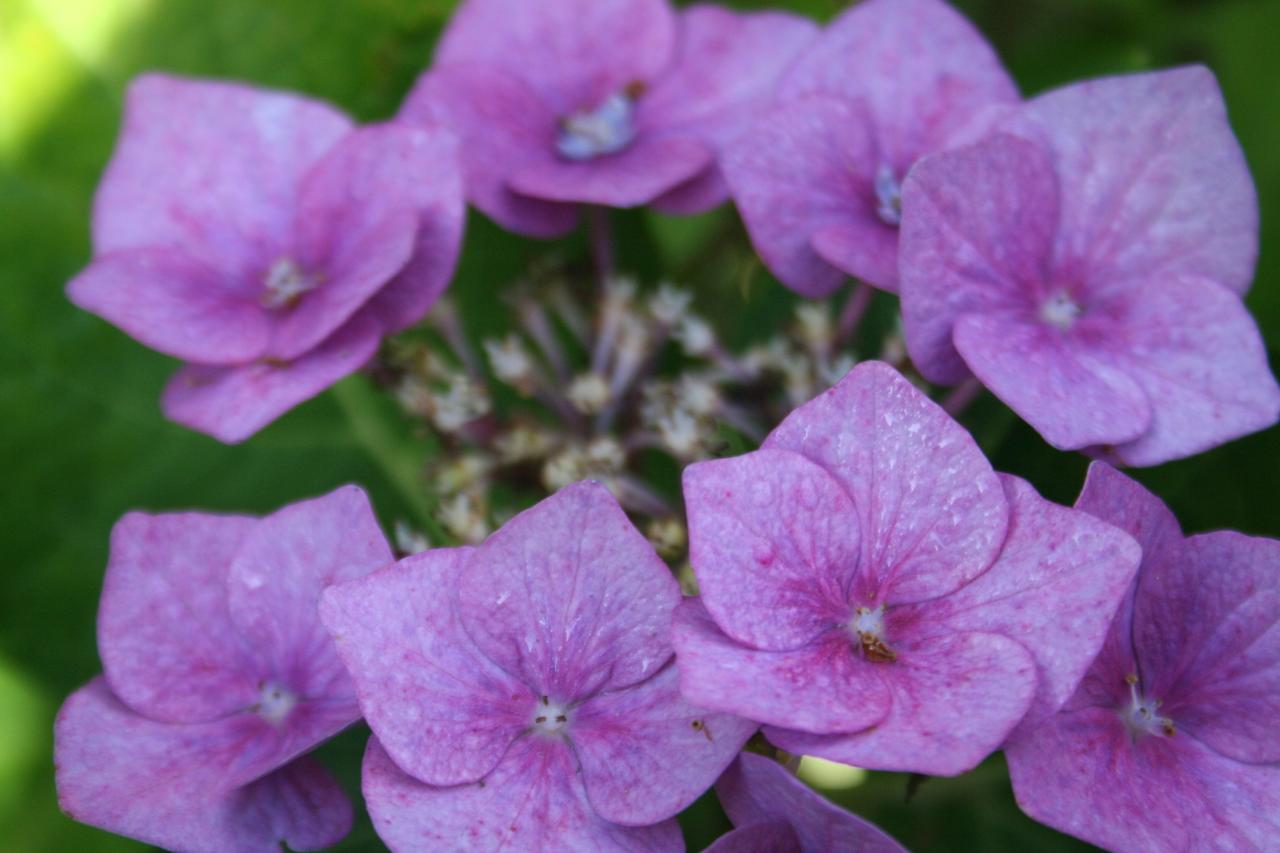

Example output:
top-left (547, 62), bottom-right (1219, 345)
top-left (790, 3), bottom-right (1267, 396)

top-left (2, 0), bottom-right (1278, 850)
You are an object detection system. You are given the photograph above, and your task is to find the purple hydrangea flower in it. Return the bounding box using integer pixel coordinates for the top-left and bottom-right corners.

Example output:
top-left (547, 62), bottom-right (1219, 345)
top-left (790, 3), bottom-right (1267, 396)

top-left (399, 0), bottom-right (818, 237)
top-left (1005, 464), bottom-right (1280, 851)
top-left (54, 486), bottom-right (393, 852)
top-left (67, 74), bottom-right (465, 443)
top-left (705, 753), bottom-right (905, 852)
top-left (722, 0), bottom-right (1018, 296)
top-left (899, 67), bottom-right (1280, 465)
top-left (673, 361), bottom-right (1140, 776)
top-left (320, 481), bottom-right (755, 851)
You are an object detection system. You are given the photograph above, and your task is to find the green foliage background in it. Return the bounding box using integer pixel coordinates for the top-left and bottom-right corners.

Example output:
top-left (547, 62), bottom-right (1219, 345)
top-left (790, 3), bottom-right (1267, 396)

top-left (1, 0), bottom-right (1277, 850)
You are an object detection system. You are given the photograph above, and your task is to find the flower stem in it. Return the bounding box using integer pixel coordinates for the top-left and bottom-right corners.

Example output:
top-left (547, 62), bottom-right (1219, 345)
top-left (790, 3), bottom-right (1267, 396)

top-left (942, 377), bottom-right (983, 417)
top-left (588, 205), bottom-right (615, 285)
top-left (836, 281), bottom-right (873, 348)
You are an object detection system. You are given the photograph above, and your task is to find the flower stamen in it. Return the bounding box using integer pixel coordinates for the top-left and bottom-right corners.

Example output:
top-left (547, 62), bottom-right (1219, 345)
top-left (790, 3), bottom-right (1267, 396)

top-left (556, 93), bottom-right (636, 161)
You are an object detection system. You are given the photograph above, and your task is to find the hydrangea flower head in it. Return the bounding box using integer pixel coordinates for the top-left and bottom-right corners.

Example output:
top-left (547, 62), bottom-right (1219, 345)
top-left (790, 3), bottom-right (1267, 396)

top-left (899, 67), bottom-right (1280, 465)
top-left (674, 361), bottom-right (1141, 775)
top-left (723, 0), bottom-right (1018, 296)
top-left (67, 74), bottom-right (465, 442)
top-left (705, 753), bottom-right (905, 852)
top-left (400, 0), bottom-right (818, 237)
top-left (54, 486), bottom-right (393, 851)
top-left (1005, 464), bottom-right (1280, 850)
top-left (320, 480), bottom-right (755, 851)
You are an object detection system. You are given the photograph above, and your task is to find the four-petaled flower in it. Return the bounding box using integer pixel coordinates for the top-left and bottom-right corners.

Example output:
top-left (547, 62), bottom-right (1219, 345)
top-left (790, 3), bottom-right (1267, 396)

top-left (723, 0), bottom-right (1018, 296)
top-left (67, 74), bottom-right (465, 443)
top-left (899, 67), bottom-right (1280, 465)
top-left (1005, 463), bottom-right (1280, 851)
top-left (320, 481), bottom-right (755, 851)
top-left (705, 753), bottom-right (906, 852)
top-left (674, 361), bottom-right (1141, 775)
top-left (400, 0), bottom-right (818, 237)
top-left (54, 486), bottom-right (394, 852)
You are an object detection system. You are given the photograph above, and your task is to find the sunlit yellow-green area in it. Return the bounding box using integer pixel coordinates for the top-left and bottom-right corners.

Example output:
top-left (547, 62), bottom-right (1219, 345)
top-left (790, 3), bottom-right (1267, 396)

top-left (2, 1), bottom-right (1279, 851)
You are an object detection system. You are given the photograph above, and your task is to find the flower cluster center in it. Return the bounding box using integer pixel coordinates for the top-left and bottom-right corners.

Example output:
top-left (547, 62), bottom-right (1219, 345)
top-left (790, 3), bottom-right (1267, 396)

top-left (874, 164), bottom-right (903, 226)
top-left (1039, 290), bottom-right (1083, 330)
top-left (261, 257), bottom-right (317, 310)
top-left (849, 605), bottom-right (897, 663)
top-left (556, 92), bottom-right (637, 161)
top-left (1122, 674), bottom-right (1174, 738)
top-left (531, 695), bottom-right (571, 736)
top-left (257, 681), bottom-right (299, 725)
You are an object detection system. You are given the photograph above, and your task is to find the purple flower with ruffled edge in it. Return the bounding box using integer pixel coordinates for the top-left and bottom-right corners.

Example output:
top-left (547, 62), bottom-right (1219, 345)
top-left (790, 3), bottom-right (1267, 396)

top-left (1004, 463), bottom-right (1280, 851)
top-left (66, 74), bottom-right (465, 443)
top-left (722, 0), bottom-right (1017, 296)
top-left (320, 481), bottom-right (755, 851)
top-left (899, 67), bottom-right (1280, 465)
top-left (54, 486), bottom-right (393, 852)
top-left (705, 753), bottom-right (905, 852)
top-left (399, 0), bottom-right (818, 238)
top-left (673, 361), bottom-right (1140, 776)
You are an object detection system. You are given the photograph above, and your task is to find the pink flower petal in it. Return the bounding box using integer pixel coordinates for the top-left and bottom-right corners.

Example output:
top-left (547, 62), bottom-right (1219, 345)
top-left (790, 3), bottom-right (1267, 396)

top-left (905, 474), bottom-right (1140, 727)
top-left (435, 0), bottom-right (676, 116)
top-left (161, 312), bottom-right (381, 443)
top-left (573, 665), bottom-right (755, 826)
top-left (457, 481), bottom-right (681, 701)
top-left (66, 248), bottom-right (271, 364)
top-left (319, 548), bottom-right (530, 787)
top-left (723, 95), bottom-right (878, 298)
top-left (672, 598), bottom-right (890, 735)
top-left (683, 449), bottom-right (863, 651)
top-left (704, 820), bottom-right (800, 853)
top-left (1133, 530), bottom-right (1280, 764)
top-left (400, 64), bottom-right (578, 238)
top-left (1098, 275), bottom-right (1280, 466)
top-left (54, 677), bottom-right (351, 853)
top-left (715, 753), bottom-right (907, 853)
top-left (97, 511), bottom-right (260, 723)
top-left (780, 0), bottom-right (1018, 170)
top-left (766, 630), bottom-right (1036, 776)
top-left (226, 485), bottom-right (391, 708)
top-left (650, 165), bottom-right (728, 216)
top-left (362, 735), bottom-right (681, 852)
top-left (899, 132), bottom-right (1062, 385)
top-left (1006, 705), bottom-right (1280, 852)
top-left (1008, 66), bottom-right (1257, 296)
top-left (952, 311), bottom-right (1152, 451)
top-left (764, 361), bottom-right (1008, 605)
top-left (93, 73), bottom-right (352, 281)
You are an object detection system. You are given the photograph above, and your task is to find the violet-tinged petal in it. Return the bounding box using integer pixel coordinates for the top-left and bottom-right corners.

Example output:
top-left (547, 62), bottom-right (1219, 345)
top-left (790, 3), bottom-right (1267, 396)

top-left (1007, 66), bottom-right (1257, 296)
top-left (672, 598), bottom-right (890, 736)
top-left (951, 311), bottom-right (1151, 451)
top-left (227, 485), bottom-right (391, 706)
top-left (161, 311), bottom-right (381, 444)
top-left (399, 64), bottom-right (578, 238)
top-left (898, 132), bottom-right (1061, 385)
top-left (1098, 275), bottom-right (1280, 466)
top-left (66, 249), bottom-right (270, 365)
top-left (766, 631), bottom-right (1036, 776)
top-left (573, 665), bottom-right (755, 826)
top-left (508, 133), bottom-right (712, 208)
top-left (1132, 530), bottom-right (1280, 764)
top-left (362, 736), bottom-right (682, 853)
top-left (716, 753), bottom-right (907, 853)
top-left (683, 449), bottom-right (862, 650)
top-left (97, 511), bottom-right (260, 724)
top-left (319, 548), bottom-right (530, 787)
top-left (55, 678), bottom-right (351, 853)
top-left (722, 95), bottom-right (879, 298)
top-left (640, 5), bottom-right (818, 151)
top-left (703, 820), bottom-right (800, 853)
top-left (764, 361), bottom-right (1008, 605)
top-left (1005, 705), bottom-right (1280, 852)
top-left (906, 474), bottom-right (1140, 726)
top-left (650, 166), bottom-right (729, 216)
top-left (458, 481), bottom-right (681, 701)
top-left (780, 0), bottom-right (1018, 170)
top-left (435, 0), bottom-right (675, 116)
top-left (93, 73), bottom-right (352, 279)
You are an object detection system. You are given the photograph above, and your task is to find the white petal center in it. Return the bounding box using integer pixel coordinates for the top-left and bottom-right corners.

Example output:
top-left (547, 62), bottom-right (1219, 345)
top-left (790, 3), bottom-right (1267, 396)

top-left (557, 93), bottom-right (636, 161)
